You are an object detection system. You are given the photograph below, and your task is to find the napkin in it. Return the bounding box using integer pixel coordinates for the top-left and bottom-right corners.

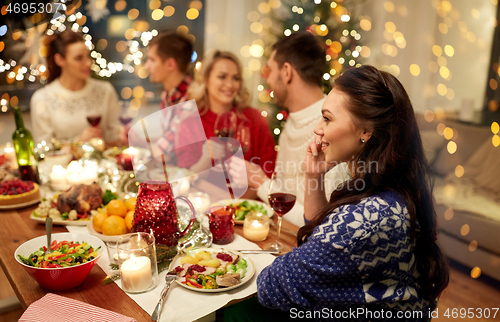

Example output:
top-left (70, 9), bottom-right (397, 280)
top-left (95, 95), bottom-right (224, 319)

top-left (19, 293), bottom-right (138, 322)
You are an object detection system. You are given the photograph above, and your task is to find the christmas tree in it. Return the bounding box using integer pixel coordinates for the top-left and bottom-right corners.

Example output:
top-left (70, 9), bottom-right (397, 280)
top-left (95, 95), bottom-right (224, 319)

top-left (259, 0), bottom-right (366, 142)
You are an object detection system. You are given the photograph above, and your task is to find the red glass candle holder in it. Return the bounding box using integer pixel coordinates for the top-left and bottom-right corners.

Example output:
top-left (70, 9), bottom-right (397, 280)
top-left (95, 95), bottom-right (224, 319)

top-left (208, 206), bottom-right (235, 245)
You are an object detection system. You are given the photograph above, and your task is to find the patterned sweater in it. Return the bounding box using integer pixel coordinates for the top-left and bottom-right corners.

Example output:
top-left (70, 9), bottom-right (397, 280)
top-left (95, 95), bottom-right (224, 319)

top-left (257, 191), bottom-right (430, 321)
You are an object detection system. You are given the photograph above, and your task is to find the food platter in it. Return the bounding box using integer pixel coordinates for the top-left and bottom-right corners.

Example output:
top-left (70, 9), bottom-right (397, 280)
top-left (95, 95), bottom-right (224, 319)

top-left (212, 199), bottom-right (273, 225)
top-left (30, 213), bottom-right (90, 226)
top-left (87, 221), bottom-right (128, 242)
top-left (169, 248), bottom-right (255, 293)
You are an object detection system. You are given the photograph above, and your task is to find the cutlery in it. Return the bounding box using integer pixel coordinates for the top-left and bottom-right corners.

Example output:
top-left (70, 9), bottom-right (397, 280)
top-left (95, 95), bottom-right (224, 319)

top-left (44, 217), bottom-right (53, 255)
top-left (151, 270), bottom-right (177, 321)
top-left (237, 249), bottom-right (279, 254)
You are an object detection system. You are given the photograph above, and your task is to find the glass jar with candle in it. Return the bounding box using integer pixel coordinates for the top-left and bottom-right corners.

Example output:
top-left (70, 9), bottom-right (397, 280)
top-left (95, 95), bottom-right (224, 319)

top-left (117, 232), bottom-right (159, 294)
top-left (243, 213), bottom-right (270, 242)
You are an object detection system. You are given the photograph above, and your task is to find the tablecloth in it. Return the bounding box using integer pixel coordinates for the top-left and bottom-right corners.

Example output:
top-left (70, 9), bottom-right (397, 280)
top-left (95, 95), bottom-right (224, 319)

top-left (66, 225), bottom-right (277, 322)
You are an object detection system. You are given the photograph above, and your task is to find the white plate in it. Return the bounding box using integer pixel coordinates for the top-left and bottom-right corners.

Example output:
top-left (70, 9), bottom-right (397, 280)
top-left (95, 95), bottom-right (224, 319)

top-left (212, 199), bottom-right (273, 225)
top-left (30, 213), bottom-right (90, 226)
top-left (169, 248), bottom-right (255, 293)
top-left (86, 221), bottom-right (128, 242)
top-left (0, 197), bottom-right (41, 210)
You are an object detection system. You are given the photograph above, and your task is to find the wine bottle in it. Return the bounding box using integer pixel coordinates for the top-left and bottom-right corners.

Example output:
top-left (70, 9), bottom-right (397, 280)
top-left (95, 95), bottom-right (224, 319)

top-left (12, 107), bottom-right (40, 183)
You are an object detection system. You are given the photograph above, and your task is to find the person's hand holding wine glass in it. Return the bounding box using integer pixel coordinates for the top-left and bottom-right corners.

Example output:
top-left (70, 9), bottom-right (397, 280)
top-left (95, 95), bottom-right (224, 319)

top-left (264, 172), bottom-right (297, 253)
top-left (78, 113), bottom-right (103, 142)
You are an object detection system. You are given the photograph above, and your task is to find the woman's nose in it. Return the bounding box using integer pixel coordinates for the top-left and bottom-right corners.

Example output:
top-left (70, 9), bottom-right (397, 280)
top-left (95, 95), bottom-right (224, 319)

top-left (313, 123), bottom-right (323, 136)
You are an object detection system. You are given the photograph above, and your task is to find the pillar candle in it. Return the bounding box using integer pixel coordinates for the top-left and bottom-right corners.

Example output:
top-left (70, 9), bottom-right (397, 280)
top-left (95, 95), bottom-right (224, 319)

top-left (120, 256), bottom-right (152, 293)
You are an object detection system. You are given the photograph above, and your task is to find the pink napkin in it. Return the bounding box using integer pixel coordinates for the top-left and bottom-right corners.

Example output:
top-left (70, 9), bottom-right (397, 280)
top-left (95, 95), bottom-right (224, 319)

top-left (19, 293), bottom-right (138, 322)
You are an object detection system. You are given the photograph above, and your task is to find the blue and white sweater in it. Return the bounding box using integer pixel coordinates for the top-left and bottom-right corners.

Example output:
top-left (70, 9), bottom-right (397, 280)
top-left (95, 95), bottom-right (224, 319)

top-left (257, 191), bottom-right (430, 321)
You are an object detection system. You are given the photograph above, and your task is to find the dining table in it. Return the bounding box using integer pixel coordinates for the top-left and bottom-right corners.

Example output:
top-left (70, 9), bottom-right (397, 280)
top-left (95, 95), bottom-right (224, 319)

top-left (0, 178), bottom-right (300, 321)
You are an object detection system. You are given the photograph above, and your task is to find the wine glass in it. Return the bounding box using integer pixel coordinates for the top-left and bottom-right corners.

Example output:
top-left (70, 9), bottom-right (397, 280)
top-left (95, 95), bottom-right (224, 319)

top-left (119, 111), bottom-right (133, 126)
top-left (227, 123), bottom-right (251, 154)
top-left (263, 172), bottom-right (297, 253)
top-left (214, 111), bottom-right (237, 139)
top-left (87, 114), bottom-right (101, 127)
top-left (235, 124), bottom-right (251, 154)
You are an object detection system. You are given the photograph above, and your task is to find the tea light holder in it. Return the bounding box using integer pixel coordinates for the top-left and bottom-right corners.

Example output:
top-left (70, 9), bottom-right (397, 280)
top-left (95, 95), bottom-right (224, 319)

top-left (117, 232), bottom-right (158, 293)
top-left (187, 192), bottom-right (211, 218)
top-left (243, 213), bottom-right (270, 242)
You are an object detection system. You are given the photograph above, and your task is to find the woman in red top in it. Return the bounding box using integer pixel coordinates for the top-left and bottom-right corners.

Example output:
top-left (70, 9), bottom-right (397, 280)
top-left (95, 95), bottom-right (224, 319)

top-left (176, 51), bottom-right (276, 191)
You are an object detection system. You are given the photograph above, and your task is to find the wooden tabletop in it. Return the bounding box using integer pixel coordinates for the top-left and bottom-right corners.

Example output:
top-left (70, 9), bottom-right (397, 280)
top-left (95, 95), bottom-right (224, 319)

top-left (0, 186), bottom-right (299, 319)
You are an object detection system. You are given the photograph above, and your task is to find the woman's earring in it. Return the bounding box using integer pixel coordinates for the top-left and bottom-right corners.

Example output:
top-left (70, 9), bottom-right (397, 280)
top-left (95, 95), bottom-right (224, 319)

top-left (361, 138), bottom-right (365, 143)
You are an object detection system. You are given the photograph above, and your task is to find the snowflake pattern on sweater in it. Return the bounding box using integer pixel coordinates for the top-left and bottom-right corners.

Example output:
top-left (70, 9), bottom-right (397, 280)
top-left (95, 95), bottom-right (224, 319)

top-left (257, 191), bottom-right (430, 321)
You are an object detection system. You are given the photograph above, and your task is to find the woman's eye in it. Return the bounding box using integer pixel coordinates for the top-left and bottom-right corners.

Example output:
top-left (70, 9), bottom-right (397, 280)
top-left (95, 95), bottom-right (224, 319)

top-left (323, 116), bottom-right (330, 122)
top-left (218, 75), bottom-right (225, 79)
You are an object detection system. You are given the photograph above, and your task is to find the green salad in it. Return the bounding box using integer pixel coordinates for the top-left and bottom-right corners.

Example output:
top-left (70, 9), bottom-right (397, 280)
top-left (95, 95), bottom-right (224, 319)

top-left (230, 201), bottom-right (268, 221)
top-left (18, 240), bottom-right (100, 268)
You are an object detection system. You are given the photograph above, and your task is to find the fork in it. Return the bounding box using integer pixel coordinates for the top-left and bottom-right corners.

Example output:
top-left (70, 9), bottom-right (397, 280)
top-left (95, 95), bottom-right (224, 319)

top-left (151, 271), bottom-right (177, 321)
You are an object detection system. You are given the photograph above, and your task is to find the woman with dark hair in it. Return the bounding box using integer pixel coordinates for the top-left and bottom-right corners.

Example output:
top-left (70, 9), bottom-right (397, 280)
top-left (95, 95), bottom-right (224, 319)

top-left (31, 30), bottom-right (120, 144)
top-left (240, 65), bottom-right (448, 321)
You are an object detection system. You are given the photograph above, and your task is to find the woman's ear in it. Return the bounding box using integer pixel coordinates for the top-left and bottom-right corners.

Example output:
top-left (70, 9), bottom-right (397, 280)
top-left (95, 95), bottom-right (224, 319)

top-left (361, 128), bottom-right (373, 142)
top-left (54, 53), bottom-right (65, 68)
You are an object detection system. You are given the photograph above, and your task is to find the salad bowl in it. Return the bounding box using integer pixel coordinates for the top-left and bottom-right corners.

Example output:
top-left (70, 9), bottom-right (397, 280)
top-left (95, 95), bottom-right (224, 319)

top-left (14, 232), bottom-right (105, 291)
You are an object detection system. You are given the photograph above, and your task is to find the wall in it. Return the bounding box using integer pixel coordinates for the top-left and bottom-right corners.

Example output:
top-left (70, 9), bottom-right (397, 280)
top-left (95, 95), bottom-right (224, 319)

top-left (359, 0), bottom-right (496, 114)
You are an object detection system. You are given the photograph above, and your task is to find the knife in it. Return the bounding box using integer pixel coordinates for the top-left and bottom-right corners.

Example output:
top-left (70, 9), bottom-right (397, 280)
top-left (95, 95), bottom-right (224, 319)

top-left (237, 249), bottom-right (279, 254)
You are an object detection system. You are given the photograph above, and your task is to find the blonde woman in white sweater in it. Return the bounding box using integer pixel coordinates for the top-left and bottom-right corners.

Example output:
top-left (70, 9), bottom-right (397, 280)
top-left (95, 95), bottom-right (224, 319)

top-left (229, 32), bottom-right (349, 227)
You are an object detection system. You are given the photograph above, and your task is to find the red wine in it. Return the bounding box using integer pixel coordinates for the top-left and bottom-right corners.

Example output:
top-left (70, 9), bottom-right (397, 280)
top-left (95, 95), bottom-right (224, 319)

top-left (215, 128), bottom-right (232, 138)
top-left (119, 116), bottom-right (133, 125)
top-left (87, 115), bottom-right (101, 127)
top-left (19, 165), bottom-right (39, 183)
top-left (268, 193), bottom-right (296, 217)
top-left (12, 107), bottom-right (40, 184)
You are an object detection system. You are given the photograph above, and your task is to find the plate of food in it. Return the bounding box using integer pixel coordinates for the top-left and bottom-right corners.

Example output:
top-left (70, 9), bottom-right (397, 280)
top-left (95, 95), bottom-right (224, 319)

top-left (212, 199), bottom-right (273, 224)
top-left (29, 183), bottom-right (104, 226)
top-left (87, 221), bottom-right (128, 242)
top-left (169, 248), bottom-right (255, 293)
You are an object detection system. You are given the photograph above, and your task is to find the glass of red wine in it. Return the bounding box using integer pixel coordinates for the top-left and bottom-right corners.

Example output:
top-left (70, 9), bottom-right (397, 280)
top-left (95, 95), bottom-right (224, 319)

top-left (87, 114), bottom-right (101, 127)
top-left (235, 124), bottom-right (250, 154)
top-left (264, 172), bottom-right (297, 253)
top-left (214, 111), bottom-right (237, 139)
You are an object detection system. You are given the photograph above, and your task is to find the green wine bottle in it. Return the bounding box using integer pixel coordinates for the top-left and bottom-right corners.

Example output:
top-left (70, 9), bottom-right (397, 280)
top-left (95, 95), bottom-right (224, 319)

top-left (12, 107), bottom-right (40, 183)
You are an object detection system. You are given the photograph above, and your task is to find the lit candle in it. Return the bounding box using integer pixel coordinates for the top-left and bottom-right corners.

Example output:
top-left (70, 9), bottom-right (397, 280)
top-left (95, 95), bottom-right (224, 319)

top-left (3, 144), bottom-right (17, 169)
top-left (188, 192), bottom-right (211, 216)
top-left (243, 213), bottom-right (270, 242)
top-left (120, 256), bottom-right (152, 293)
top-left (178, 179), bottom-right (190, 196)
top-left (50, 165), bottom-right (69, 190)
top-left (81, 162), bottom-right (98, 184)
top-left (65, 172), bottom-right (82, 186)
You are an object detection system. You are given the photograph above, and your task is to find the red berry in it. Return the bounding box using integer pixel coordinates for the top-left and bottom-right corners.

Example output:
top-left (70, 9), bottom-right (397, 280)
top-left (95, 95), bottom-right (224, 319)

top-left (7, 191), bottom-right (14, 195)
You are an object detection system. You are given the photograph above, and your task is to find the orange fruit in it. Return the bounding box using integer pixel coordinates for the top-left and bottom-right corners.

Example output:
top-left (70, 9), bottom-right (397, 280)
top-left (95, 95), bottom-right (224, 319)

top-left (125, 197), bottom-right (137, 211)
top-left (92, 212), bottom-right (108, 233)
top-left (107, 200), bottom-right (127, 218)
top-left (102, 215), bottom-right (127, 236)
top-left (125, 210), bottom-right (135, 231)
